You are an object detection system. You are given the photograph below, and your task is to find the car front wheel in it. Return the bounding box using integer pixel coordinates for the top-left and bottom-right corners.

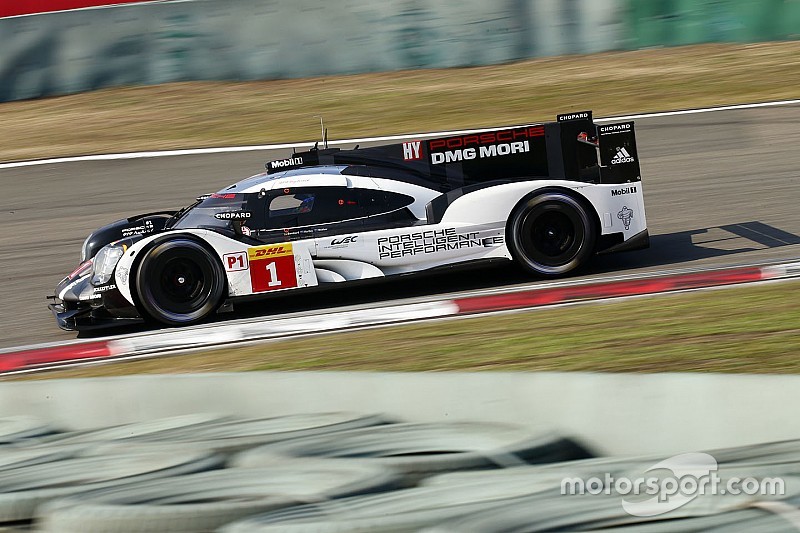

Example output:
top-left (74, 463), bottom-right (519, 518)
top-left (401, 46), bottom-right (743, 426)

top-left (135, 238), bottom-right (225, 326)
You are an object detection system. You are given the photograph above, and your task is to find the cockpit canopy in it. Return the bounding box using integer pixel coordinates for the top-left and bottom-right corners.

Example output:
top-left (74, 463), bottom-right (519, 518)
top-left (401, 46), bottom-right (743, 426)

top-left (171, 182), bottom-right (417, 243)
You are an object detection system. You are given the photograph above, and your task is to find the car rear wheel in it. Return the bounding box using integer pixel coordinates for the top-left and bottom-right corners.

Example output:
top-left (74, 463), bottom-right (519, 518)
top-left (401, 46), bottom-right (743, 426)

top-left (135, 238), bottom-right (225, 326)
top-left (508, 192), bottom-right (596, 277)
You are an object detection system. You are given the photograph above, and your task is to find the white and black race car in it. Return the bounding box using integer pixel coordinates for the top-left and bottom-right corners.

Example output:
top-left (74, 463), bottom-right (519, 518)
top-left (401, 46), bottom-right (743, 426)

top-left (49, 111), bottom-right (648, 330)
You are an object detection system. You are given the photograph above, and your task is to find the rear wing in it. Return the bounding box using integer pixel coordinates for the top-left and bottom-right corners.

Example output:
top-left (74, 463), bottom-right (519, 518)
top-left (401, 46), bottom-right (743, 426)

top-left (266, 111), bottom-right (641, 190)
top-left (552, 111), bottom-right (642, 185)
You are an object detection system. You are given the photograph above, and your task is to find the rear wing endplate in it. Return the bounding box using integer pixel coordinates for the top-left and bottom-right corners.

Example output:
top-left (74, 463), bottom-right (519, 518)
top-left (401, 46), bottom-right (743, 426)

top-left (596, 121), bottom-right (642, 184)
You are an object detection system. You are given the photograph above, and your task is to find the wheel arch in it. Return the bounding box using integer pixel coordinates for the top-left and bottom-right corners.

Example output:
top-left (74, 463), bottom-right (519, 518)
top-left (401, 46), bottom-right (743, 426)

top-left (504, 186), bottom-right (602, 253)
top-left (504, 186), bottom-right (601, 277)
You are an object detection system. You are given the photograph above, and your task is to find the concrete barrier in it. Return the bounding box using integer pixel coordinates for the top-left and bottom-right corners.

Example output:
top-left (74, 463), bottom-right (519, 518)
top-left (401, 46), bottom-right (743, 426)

top-left (2, 0), bottom-right (797, 103)
top-left (2, 370), bottom-right (800, 456)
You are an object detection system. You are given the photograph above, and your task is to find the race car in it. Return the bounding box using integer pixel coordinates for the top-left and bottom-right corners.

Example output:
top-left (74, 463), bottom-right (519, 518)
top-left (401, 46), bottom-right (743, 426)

top-left (49, 110), bottom-right (648, 330)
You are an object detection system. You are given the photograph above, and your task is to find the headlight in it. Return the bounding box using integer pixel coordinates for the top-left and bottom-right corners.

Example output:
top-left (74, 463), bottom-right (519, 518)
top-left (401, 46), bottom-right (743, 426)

top-left (91, 244), bottom-right (125, 286)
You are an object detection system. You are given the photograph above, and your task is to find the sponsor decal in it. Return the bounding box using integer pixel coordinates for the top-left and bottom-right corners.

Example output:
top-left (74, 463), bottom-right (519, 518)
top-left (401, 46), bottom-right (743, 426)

top-left (599, 122), bottom-right (632, 134)
top-left (402, 141), bottom-right (423, 161)
top-left (214, 211), bottom-right (252, 220)
top-left (248, 244), bottom-right (293, 260)
top-left (268, 156), bottom-right (303, 170)
top-left (557, 111), bottom-right (590, 122)
top-left (611, 185), bottom-right (638, 197)
top-left (121, 219), bottom-right (154, 238)
top-left (223, 251), bottom-right (248, 272)
top-left (210, 193), bottom-right (237, 199)
top-left (617, 206), bottom-right (634, 230)
top-left (93, 284), bottom-right (116, 292)
top-left (431, 141), bottom-right (530, 165)
top-left (611, 147), bottom-right (635, 165)
top-left (331, 236), bottom-right (357, 246)
top-left (117, 266), bottom-right (129, 285)
top-left (429, 126), bottom-right (544, 152)
top-left (280, 227), bottom-right (315, 240)
top-left (247, 243), bottom-right (297, 293)
top-left (277, 177), bottom-right (312, 187)
top-left (325, 235), bottom-right (359, 249)
top-left (377, 228), bottom-right (502, 259)
top-left (240, 225), bottom-right (252, 236)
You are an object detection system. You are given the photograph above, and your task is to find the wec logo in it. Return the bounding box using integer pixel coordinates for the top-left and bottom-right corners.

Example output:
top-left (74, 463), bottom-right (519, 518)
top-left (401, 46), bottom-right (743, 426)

top-left (330, 236), bottom-right (358, 246)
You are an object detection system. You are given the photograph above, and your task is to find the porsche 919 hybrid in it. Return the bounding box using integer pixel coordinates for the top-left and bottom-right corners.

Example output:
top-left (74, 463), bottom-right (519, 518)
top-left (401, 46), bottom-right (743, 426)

top-left (50, 111), bottom-right (648, 330)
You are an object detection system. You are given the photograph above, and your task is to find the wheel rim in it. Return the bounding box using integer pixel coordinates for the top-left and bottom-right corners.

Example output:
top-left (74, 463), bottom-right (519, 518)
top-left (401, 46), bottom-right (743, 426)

top-left (156, 256), bottom-right (210, 313)
top-left (527, 209), bottom-right (580, 263)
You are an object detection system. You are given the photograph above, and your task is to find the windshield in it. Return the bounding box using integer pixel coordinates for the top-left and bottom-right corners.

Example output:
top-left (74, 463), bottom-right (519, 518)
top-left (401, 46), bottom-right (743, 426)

top-left (172, 194), bottom-right (252, 231)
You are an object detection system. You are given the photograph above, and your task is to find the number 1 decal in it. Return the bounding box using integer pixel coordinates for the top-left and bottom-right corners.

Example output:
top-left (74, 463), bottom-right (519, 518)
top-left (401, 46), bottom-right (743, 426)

top-left (265, 261), bottom-right (281, 287)
top-left (247, 244), bottom-right (298, 293)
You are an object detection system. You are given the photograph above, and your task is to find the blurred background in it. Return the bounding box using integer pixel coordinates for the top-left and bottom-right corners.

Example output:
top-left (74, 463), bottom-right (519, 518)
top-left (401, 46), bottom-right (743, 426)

top-left (1, 0), bottom-right (798, 102)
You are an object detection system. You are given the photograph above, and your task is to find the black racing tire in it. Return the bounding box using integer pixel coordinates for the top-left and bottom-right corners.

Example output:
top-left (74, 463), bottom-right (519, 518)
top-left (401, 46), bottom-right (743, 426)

top-left (507, 191), bottom-right (596, 277)
top-left (0, 451), bottom-right (223, 523)
top-left (134, 238), bottom-right (225, 326)
top-left (0, 416), bottom-right (59, 444)
top-left (37, 461), bottom-right (402, 533)
top-left (231, 423), bottom-right (592, 479)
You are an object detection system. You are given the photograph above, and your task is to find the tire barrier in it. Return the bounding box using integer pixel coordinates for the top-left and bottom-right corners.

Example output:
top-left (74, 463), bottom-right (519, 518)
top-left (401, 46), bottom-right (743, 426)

top-left (134, 412), bottom-right (390, 450)
top-left (0, 447), bottom-right (77, 473)
top-left (25, 413), bottom-right (229, 449)
top-left (37, 461), bottom-right (404, 533)
top-left (2, 410), bottom-right (800, 531)
top-left (84, 412), bottom-right (392, 457)
top-left (230, 422), bottom-right (593, 480)
top-left (422, 477), bottom-right (800, 532)
top-left (219, 477), bottom-right (578, 533)
top-left (0, 451), bottom-right (223, 523)
top-left (0, 416), bottom-right (59, 444)
top-left (220, 459), bottom-right (800, 532)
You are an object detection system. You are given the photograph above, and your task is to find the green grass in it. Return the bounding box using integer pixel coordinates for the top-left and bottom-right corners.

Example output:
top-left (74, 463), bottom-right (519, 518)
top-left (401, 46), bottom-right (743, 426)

top-left (14, 280), bottom-right (800, 380)
top-left (2, 42), bottom-right (799, 162)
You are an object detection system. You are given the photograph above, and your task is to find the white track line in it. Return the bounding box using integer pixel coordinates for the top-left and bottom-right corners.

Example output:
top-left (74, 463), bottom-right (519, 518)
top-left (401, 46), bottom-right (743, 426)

top-left (2, 99), bottom-right (798, 170)
top-left (3, 258), bottom-right (794, 356)
top-left (4, 274), bottom-right (798, 378)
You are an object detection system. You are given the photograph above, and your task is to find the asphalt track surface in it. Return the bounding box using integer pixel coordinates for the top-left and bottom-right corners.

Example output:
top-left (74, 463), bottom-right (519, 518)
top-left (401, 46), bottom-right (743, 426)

top-left (1, 105), bottom-right (799, 350)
